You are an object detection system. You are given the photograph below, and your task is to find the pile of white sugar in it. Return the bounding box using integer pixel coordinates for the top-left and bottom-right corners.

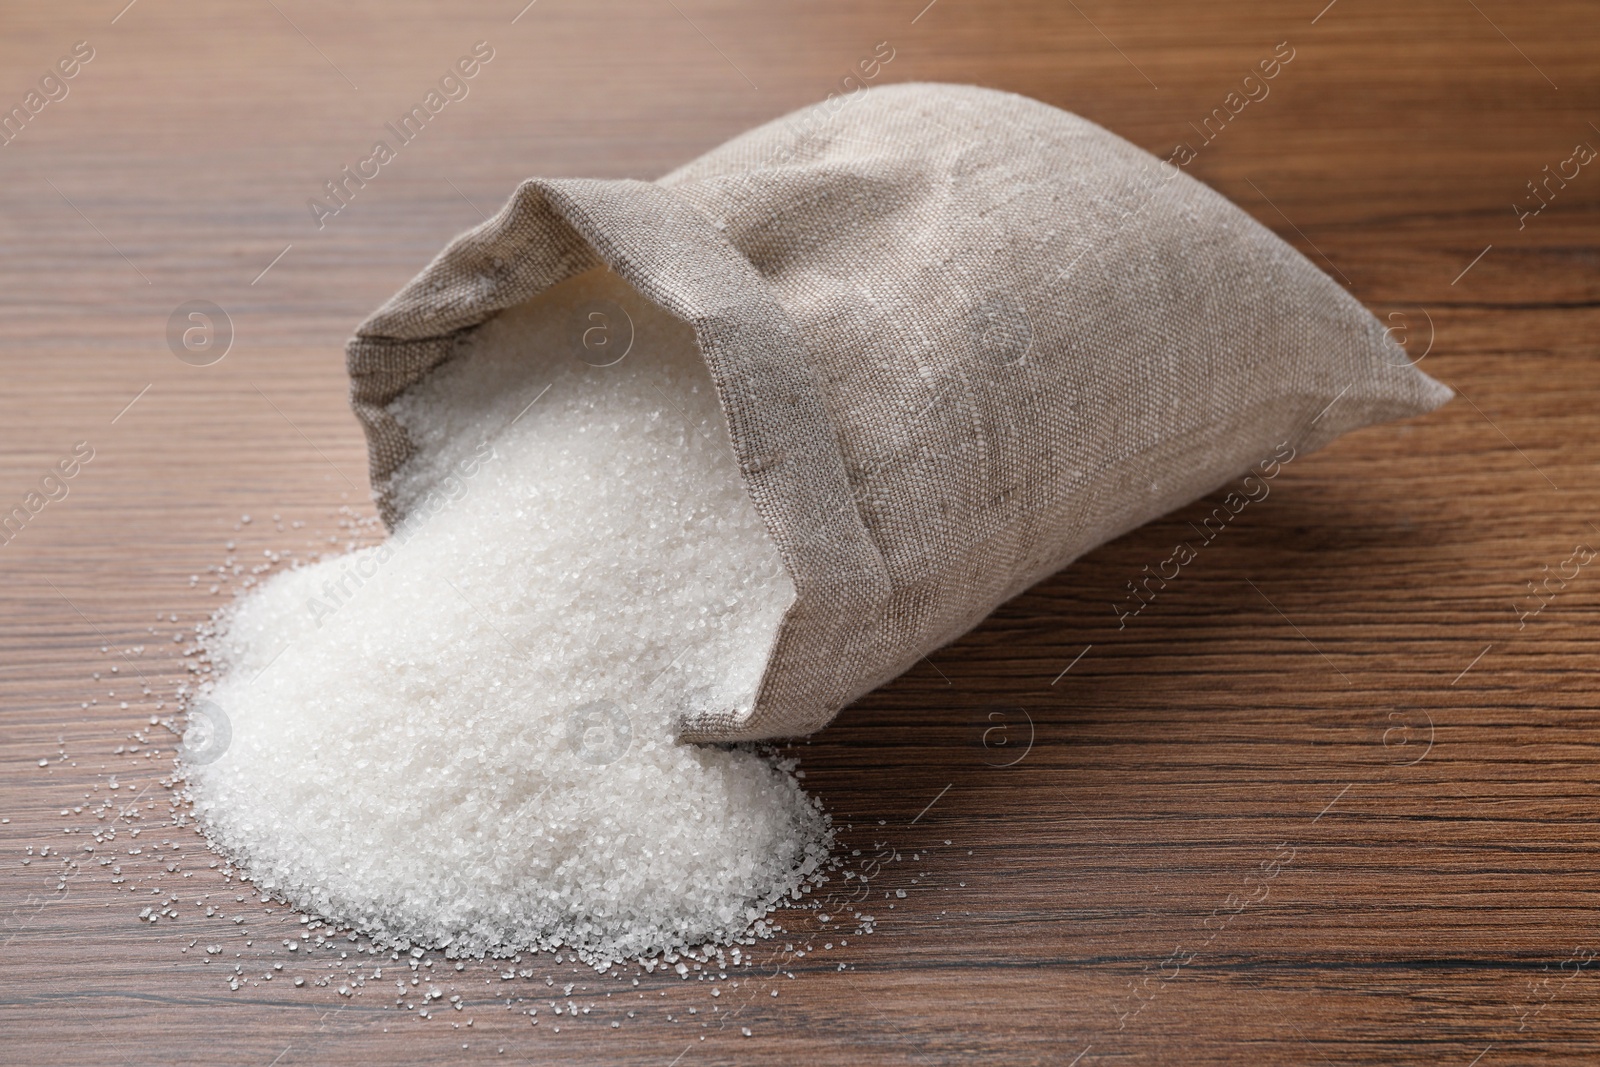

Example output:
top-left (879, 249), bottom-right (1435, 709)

top-left (185, 268), bottom-right (828, 964)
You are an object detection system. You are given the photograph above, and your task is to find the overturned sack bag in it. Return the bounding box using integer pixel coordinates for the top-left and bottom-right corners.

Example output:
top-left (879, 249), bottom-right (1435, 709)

top-left (345, 81), bottom-right (1451, 742)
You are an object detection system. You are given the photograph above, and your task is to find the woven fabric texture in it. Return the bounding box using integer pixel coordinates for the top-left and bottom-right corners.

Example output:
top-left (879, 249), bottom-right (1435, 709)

top-left (345, 82), bottom-right (1452, 742)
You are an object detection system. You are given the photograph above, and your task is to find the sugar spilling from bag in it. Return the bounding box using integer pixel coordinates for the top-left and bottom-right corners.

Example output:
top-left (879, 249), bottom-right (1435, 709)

top-left (184, 270), bottom-right (829, 965)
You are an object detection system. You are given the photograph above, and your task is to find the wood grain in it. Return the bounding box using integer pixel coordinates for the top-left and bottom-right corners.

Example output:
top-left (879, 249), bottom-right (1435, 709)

top-left (1, 1), bottom-right (1597, 1063)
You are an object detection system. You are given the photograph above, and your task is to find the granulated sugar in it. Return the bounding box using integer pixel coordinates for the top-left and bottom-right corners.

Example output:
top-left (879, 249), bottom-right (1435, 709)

top-left (185, 268), bottom-right (829, 964)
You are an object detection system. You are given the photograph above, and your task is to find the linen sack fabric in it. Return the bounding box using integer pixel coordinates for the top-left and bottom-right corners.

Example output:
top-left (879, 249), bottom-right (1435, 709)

top-left (345, 82), bottom-right (1452, 742)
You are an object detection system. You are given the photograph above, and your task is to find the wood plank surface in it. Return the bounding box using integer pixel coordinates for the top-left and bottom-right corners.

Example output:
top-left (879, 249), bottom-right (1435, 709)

top-left (2, 1), bottom-right (1597, 1063)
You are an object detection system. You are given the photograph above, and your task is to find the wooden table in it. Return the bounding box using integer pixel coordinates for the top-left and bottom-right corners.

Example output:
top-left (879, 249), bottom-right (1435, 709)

top-left (2, 0), bottom-right (1596, 1063)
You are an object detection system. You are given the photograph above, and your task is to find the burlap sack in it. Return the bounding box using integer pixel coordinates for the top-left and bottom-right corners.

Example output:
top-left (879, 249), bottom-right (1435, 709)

top-left (346, 82), bottom-right (1450, 742)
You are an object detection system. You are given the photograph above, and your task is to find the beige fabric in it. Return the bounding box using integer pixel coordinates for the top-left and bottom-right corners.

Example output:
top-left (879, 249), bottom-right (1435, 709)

top-left (346, 82), bottom-right (1451, 742)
